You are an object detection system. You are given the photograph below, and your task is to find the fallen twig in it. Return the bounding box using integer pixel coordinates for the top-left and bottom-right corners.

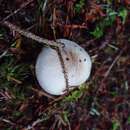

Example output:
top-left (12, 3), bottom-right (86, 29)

top-left (25, 118), bottom-right (45, 130)
top-left (0, 118), bottom-right (16, 126)
top-left (42, 0), bottom-right (48, 17)
top-left (0, 0), bottom-right (34, 24)
top-left (0, 49), bottom-right (8, 59)
top-left (31, 87), bottom-right (55, 99)
top-left (104, 49), bottom-right (124, 77)
top-left (2, 21), bottom-right (60, 47)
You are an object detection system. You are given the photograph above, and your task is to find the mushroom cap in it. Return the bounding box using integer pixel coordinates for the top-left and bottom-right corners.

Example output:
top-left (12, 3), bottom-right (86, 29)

top-left (35, 39), bottom-right (92, 95)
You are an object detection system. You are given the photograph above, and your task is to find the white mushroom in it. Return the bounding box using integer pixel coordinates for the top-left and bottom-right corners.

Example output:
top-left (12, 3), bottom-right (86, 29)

top-left (35, 39), bottom-right (92, 95)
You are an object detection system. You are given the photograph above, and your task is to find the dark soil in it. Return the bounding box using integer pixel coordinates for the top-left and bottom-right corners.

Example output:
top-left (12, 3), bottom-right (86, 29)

top-left (0, 0), bottom-right (130, 130)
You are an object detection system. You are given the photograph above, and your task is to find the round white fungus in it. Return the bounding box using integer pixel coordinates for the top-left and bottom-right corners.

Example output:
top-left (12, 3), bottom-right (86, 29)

top-left (35, 39), bottom-right (92, 95)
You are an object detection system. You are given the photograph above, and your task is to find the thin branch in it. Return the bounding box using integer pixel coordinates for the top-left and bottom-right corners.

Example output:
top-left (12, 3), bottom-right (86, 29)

top-left (25, 118), bottom-right (45, 130)
top-left (104, 49), bottom-right (123, 77)
top-left (0, 118), bottom-right (15, 126)
top-left (42, 0), bottom-right (48, 17)
top-left (2, 21), bottom-right (60, 47)
top-left (0, 49), bottom-right (8, 59)
top-left (31, 88), bottom-right (55, 99)
top-left (57, 48), bottom-right (70, 93)
top-left (0, 0), bottom-right (34, 23)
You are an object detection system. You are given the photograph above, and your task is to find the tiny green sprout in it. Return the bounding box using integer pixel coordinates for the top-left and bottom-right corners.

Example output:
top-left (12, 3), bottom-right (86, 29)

top-left (107, 0), bottom-right (112, 4)
top-left (79, 83), bottom-right (89, 92)
top-left (91, 7), bottom-right (116, 39)
top-left (112, 120), bottom-right (120, 130)
top-left (62, 111), bottom-right (69, 123)
top-left (0, 55), bottom-right (30, 102)
top-left (13, 111), bottom-right (23, 117)
top-left (64, 89), bottom-right (82, 102)
top-left (118, 8), bottom-right (128, 24)
top-left (75, 0), bottom-right (85, 13)
top-left (127, 116), bottom-right (130, 124)
top-left (63, 83), bottom-right (87, 102)
top-left (90, 26), bottom-right (104, 39)
top-left (110, 91), bottom-right (118, 97)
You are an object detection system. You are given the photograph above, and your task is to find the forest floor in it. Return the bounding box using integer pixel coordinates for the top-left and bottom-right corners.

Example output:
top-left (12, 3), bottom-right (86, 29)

top-left (0, 0), bottom-right (130, 130)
